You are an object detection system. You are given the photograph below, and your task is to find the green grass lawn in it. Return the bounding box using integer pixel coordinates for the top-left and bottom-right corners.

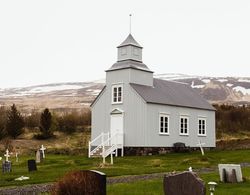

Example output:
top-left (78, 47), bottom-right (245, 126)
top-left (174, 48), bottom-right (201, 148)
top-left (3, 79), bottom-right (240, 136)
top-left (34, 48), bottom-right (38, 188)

top-left (1, 149), bottom-right (250, 193)
top-left (108, 168), bottom-right (250, 195)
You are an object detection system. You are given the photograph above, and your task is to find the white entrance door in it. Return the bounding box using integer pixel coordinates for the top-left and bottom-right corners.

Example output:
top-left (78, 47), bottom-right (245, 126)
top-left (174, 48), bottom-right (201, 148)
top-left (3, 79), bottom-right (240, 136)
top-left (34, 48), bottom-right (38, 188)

top-left (110, 114), bottom-right (123, 145)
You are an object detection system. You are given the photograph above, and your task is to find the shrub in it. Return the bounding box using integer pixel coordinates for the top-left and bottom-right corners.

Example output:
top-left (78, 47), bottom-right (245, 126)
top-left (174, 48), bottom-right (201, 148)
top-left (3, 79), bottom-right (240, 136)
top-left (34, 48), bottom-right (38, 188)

top-left (51, 170), bottom-right (105, 195)
top-left (57, 113), bottom-right (78, 134)
top-left (0, 106), bottom-right (7, 140)
top-left (39, 108), bottom-right (53, 138)
top-left (24, 110), bottom-right (40, 129)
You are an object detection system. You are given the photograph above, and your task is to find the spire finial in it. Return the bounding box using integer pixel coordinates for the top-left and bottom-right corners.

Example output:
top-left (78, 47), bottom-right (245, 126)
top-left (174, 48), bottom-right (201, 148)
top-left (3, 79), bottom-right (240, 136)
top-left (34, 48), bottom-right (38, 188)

top-left (129, 14), bottom-right (132, 34)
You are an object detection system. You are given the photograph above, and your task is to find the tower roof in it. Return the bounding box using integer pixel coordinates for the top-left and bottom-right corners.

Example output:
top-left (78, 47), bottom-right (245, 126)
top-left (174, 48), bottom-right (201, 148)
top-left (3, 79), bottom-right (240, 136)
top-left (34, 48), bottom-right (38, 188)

top-left (117, 34), bottom-right (142, 48)
top-left (106, 59), bottom-right (153, 73)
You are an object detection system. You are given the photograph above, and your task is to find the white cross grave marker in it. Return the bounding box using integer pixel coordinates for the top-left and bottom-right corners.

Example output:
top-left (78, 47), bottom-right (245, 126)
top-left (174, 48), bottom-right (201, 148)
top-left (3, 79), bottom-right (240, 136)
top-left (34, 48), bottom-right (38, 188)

top-left (40, 145), bottom-right (46, 158)
top-left (4, 149), bottom-right (10, 162)
top-left (197, 140), bottom-right (205, 156)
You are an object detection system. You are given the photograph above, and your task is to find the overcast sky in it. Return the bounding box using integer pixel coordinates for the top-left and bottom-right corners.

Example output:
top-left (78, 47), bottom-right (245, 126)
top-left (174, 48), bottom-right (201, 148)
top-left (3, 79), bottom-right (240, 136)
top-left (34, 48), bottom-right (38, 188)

top-left (0, 0), bottom-right (250, 88)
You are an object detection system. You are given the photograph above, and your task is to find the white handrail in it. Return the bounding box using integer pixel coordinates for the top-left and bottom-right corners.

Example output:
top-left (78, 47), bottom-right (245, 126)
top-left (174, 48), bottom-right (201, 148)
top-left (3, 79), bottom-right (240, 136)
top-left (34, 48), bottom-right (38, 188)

top-left (89, 132), bottom-right (109, 157)
top-left (89, 132), bottom-right (124, 161)
top-left (102, 132), bottom-right (117, 147)
top-left (103, 144), bottom-right (118, 158)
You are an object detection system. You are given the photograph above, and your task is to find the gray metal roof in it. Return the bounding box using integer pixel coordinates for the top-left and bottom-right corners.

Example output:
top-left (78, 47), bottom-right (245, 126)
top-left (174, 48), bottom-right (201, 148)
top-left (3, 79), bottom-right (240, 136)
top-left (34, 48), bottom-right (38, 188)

top-left (106, 60), bottom-right (153, 73)
top-left (130, 79), bottom-right (215, 111)
top-left (117, 34), bottom-right (142, 48)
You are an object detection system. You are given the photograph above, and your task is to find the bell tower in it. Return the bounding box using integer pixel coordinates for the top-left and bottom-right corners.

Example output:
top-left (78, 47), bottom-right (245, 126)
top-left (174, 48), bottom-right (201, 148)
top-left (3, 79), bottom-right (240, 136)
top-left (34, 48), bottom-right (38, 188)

top-left (117, 34), bottom-right (143, 62)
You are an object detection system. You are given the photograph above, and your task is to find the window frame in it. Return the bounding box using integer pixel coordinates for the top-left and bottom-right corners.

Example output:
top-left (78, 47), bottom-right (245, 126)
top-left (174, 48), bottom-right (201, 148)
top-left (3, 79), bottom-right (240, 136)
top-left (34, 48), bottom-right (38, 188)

top-left (179, 116), bottom-right (189, 136)
top-left (198, 118), bottom-right (207, 136)
top-left (111, 84), bottom-right (123, 104)
top-left (159, 113), bottom-right (170, 135)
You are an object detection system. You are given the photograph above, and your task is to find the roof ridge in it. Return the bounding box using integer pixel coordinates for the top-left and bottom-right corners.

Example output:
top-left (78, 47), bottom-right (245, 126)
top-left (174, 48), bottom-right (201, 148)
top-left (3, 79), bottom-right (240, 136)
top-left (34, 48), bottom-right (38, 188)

top-left (154, 78), bottom-right (188, 85)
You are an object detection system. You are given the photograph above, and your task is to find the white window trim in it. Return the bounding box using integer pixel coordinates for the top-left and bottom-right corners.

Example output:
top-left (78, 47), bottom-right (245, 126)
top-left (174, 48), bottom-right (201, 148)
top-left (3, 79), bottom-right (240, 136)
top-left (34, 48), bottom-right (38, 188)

top-left (198, 117), bottom-right (207, 137)
top-left (111, 84), bottom-right (123, 104)
top-left (159, 113), bottom-right (170, 135)
top-left (179, 116), bottom-right (189, 136)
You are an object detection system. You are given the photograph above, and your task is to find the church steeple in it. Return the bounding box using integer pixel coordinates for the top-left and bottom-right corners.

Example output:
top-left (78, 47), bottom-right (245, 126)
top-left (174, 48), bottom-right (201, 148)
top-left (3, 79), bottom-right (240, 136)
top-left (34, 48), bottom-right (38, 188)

top-left (117, 34), bottom-right (143, 62)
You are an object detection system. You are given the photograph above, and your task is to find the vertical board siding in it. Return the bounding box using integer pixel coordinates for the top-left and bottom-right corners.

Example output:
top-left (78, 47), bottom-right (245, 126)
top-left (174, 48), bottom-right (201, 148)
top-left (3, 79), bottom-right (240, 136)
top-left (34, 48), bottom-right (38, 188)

top-left (146, 104), bottom-right (215, 147)
top-left (128, 69), bottom-right (153, 86)
top-left (92, 68), bottom-right (215, 148)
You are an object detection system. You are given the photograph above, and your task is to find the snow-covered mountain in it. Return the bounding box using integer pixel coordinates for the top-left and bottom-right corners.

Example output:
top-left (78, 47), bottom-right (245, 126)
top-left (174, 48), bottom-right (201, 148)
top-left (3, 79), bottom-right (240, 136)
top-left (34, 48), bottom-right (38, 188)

top-left (0, 74), bottom-right (249, 113)
top-left (155, 73), bottom-right (250, 105)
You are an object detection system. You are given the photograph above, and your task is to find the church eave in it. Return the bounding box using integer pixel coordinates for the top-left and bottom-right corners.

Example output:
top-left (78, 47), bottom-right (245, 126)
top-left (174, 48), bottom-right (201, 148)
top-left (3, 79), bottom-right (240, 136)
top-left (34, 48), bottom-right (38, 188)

top-left (105, 66), bottom-right (154, 73)
top-left (117, 44), bottom-right (143, 49)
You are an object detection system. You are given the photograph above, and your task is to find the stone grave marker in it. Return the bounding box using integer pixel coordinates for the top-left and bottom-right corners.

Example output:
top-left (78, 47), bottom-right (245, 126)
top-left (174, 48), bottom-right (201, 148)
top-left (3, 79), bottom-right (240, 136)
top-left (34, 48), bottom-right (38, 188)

top-left (87, 170), bottom-right (106, 195)
top-left (36, 150), bottom-right (41, 163)
top-left (4, 149), bottom-right (10, 162)
top-left (218, 164), bottom-right (243, 183)
top-left (2, 161), bottom-right (12, 173)
top-left (28, 159), bottom-right (37, 172)
top-left (196, 140), bottom-right (205, 156)
top-left (15, 152), bottom-right (19, 162)
top-left (40, 145), bottom-right (46, 159)
top-left (2, 149), bottom-right (12, 173)
top-left (163, 171), bottom-right (206, 195)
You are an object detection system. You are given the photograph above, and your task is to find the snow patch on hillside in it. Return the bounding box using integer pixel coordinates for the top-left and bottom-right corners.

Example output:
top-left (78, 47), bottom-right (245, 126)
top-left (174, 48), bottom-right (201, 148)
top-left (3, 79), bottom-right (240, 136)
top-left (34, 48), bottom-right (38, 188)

top-left (191, 81), bottom-right (205, 88)
top-left (238, 78), bottom-right (250, 83)
top-left (227, 83), bottom-right (233, 87)
top-left (29, 85), bottom-right (83, 93)
top-left (155, 73), bottom-right (198, 80)
top-left (217, 79), bottom-right (228, 82)
top-left (91, 89), bottom-right (101, 95)
top-left (233, 86), bottom-right (250, 95)
top-left (202, 79), bottom-right (210, 83)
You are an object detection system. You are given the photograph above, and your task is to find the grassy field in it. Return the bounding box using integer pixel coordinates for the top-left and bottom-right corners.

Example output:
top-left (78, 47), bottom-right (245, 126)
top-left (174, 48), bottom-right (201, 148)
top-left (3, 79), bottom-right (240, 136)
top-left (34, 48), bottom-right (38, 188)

top-left (1, 149), bottom-right (250, 189)
top-left (108, 169), bottom-right (250, 195)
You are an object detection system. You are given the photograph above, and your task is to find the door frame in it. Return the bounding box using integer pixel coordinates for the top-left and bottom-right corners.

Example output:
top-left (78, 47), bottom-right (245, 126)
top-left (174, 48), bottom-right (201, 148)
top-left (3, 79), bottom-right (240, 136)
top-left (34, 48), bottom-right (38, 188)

top-left (110, 108), bottom-right (124, 146)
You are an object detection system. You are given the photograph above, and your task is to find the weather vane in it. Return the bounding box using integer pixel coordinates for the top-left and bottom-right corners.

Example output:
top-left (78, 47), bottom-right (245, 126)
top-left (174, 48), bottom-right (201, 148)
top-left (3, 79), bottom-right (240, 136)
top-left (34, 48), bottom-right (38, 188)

top-left (129, 14), bottom-right (132, 34)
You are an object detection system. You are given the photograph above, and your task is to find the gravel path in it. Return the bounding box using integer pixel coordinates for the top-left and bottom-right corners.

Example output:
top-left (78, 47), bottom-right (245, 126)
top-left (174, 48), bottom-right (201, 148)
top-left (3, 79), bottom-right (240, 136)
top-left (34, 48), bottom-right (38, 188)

top-left (1, 163), bottom-right (249, 195)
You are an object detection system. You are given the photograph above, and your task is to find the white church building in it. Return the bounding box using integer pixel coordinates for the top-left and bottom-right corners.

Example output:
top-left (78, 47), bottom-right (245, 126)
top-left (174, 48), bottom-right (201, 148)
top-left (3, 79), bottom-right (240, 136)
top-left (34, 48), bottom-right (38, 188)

top-left (89, 34), bottom-right (215, 157)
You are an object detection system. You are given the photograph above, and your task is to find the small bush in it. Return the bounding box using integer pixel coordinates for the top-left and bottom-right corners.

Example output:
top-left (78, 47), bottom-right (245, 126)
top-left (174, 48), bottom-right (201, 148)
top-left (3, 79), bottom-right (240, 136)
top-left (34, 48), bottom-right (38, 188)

top-left (57, 113), bottom-right (77, 134)
top-left (51, 170), bottom-right (105, 195)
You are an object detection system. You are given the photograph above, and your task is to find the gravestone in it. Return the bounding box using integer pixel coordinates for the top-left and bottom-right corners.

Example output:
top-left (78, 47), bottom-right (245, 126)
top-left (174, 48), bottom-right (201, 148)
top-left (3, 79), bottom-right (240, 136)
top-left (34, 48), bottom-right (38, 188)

top-left (40, 145), bottom-right (46, 158)
top-left (218, 164), bottom-right (243, 183)
top-left (87, 170), bottom-right (106, 195)
top-left (230, 169), bottom-right (237, 183)
top-left (28, 159), bottom-right (37, 172)
top-left (15, 152), bottom-right (19, 162)
top-left (2, 161), bottom-right (12, 173)
top-left (163, 171), bottom-right (206, 195)
top-left (36, 150), bottom-right (41, 163)
top-left (4, 149), bottom-right (10, 162)
top-left (173, 142), bottom-right (189, 153)
top-left (196, 140), bottom-right (205, 156)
